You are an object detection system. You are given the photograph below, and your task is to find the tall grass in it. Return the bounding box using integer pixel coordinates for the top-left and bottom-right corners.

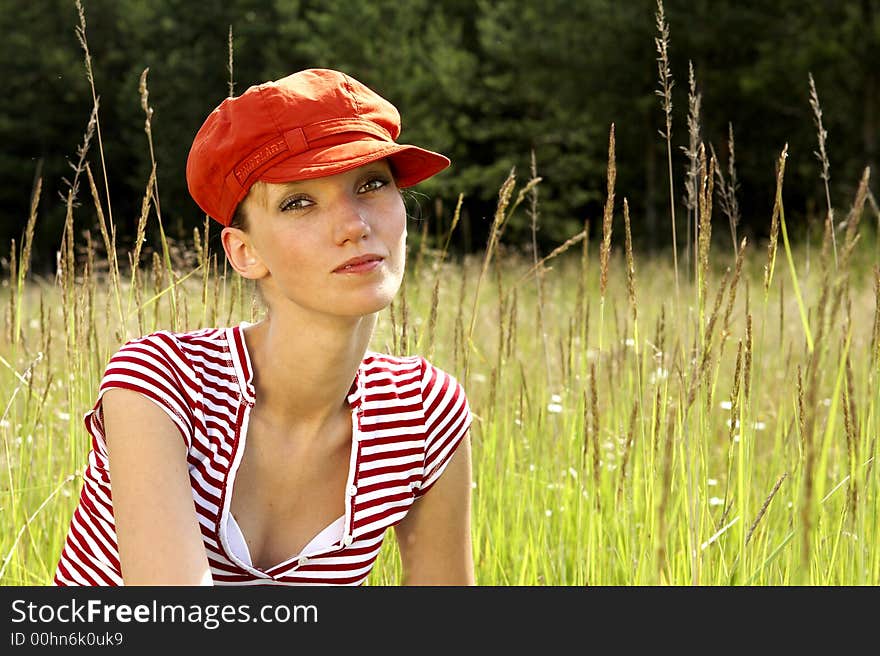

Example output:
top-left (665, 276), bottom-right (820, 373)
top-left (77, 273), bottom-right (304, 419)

top-left (1, 1), bottom-right (878, 586)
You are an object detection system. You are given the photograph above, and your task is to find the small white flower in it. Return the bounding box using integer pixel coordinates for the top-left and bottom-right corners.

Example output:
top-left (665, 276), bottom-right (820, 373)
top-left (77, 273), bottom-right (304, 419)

top-left (733, 434), bottom-right (741, 443)
top-left (720, 401), bottom-right (733, 410)
top-left (545, 509), bottom-right (553, 517)
top-left (707, 478), bottom-right (718, 486)
top-left (547, 403), bottom-right (563, 414)
top-left (822, 398), bottom-right (831, 407)
top-left (753, 421), bottom-right (766, 431)
top-left (56, 411), bottom-right (71, 421)
top-left (29, 319), bottom-right (39, 329)
top-left (472, 373), bottom-right (487, 383)
top-left (625, 338), bottom-right (635, 347)
top-left (26, 435), bottom-right (32, 444)
top-left (709, 497), bottom-right (724, 506)
top-left (567, 467), bottom-right (578, 479)
top-left (551, 394), bottom-right (562, 403)
top-left (514, 419), bottom-right (522, 426)
top-left (62, 488), bottom-right (72, 498)
top-left (471, 481), bottom-right (477, 489)
top-left (529, 464), bottom-right (536, 472)
top-left (0, 420), bottom-right (9, 428)
top-left (787, 501), bottom-right (794, 509)
top-left (649, 367), bottom-right (669, 383)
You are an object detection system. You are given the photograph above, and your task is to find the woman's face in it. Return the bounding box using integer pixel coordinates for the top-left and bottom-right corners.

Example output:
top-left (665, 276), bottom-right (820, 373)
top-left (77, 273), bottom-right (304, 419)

top-left (226, 159), bottom-right (407, 319)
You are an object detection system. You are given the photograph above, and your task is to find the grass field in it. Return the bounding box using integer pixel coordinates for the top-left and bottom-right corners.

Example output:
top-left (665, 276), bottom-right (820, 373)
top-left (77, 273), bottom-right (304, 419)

top-left (2, 176), bottom-right (878, 585)
top-left (1, 0), bottom-right (878, 586)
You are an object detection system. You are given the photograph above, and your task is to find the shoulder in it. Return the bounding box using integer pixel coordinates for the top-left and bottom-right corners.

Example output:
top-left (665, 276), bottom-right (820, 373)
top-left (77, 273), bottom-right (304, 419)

top-left (106, 330), bottom-right (185, 374)
top-left (359, 352), bottom-right (468, 397)
top-left (408, 357), bottom-right (472, 496)
top-left (362, 352), bottom-right (470, 417)
top-left (109, 326), bottom-right (228, 367)
top-left (90, 329), bottom-right (230, 451)
top-left (103, 326), bottom-right (236, 398)
top-left (416, 357), bottom-right (469, 409)
top-left (117, 326), bottom-right (228, 352)
top-left (362, 350), bottom-right (422, 370)
top-left (360, 351), bottom-right (423, 386)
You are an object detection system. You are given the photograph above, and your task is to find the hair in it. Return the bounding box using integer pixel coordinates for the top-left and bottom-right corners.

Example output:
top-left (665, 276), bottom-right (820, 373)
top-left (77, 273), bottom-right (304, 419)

top-left (229, 181), bottom-right (266, 232)
top-left (229, 203), bottom-right (249, 231)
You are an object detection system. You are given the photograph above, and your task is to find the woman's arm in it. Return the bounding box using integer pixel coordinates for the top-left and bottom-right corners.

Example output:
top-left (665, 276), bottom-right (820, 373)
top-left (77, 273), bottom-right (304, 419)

top-left (102, 388), bottom-right (212, 585)
top-left (393, 431), bottom-right (474, 585)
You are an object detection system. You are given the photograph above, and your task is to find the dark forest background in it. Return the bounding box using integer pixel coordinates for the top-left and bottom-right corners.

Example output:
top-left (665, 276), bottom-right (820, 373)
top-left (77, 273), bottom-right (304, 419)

top-left (1, 0), bottom-right (877, 271)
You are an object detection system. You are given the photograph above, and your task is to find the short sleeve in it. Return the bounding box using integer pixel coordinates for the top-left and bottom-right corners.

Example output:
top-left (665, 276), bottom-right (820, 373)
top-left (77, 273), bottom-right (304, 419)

top-left (83, 331), bottom-right (196, 456)
top-left (414, 357), bottom-right (473, 498)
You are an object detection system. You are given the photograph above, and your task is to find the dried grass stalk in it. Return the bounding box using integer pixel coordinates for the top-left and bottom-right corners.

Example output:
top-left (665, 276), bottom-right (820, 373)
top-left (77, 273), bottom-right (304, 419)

top-left (745, 472), bottom-right (788, 547)
top-left (465, 169), bottom-right (516, 376)
top-left (720, 237), bottom-right (747, 359)
top-left (840, 167), bottom-right (870, 272)
top-left (809, 72), bottom-right (837, 266)
top-left (697, 145), bottom-right (715, 310)
top-left (227, 25), bottom-right (235, 98)
top-left (623, 198), bottom-right (638, 328)
top-left (590, 361), bottom-right (601, 506)
top-left (683, 62), bottom-right (702, 282)
top-left (871, 266), bottom-right (880, 368)
top-left (655, 0), bottom-right (679, 292)
top-left (712, 123), bottom-right (741, 257)
top-left (744, 313), bottom-right (753, 403)
top-left (763, 144), bottom-right (788, 296)
top-left (599, 124), bottom-right (616, 298)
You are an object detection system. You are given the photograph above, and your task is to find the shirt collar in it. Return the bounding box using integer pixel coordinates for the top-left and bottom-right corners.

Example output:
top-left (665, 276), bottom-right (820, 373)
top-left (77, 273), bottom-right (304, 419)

top-left (229, 322), bottom-right (256, 404)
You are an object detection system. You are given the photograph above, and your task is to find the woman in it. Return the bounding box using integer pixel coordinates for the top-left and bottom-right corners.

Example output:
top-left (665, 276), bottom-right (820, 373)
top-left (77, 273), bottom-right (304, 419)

top-left (54, 68), bottom-right (474, 586)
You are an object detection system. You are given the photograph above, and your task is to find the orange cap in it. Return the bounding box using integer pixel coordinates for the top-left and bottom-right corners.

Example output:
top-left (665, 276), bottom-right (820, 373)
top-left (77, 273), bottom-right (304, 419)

top-left (186, 68), bottom-right (450, 226)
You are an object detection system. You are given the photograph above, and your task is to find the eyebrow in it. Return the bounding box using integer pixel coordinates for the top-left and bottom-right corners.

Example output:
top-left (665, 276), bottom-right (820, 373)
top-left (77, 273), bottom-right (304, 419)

top-left (270, 164), bottom-right (392, 196)
top-left (269, 179), bottom-right (310, 194)
top-left (258, 179), bottom-right (311, 209)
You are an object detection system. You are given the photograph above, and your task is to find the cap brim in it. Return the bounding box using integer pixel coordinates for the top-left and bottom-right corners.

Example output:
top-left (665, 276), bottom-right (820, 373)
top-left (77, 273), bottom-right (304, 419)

top-left (258, 139), bottom-right (450, 188)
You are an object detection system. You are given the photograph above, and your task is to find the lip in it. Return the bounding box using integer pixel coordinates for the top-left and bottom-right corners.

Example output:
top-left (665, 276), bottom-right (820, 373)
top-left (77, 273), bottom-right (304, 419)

top-left (333, 253), bottom-right (385, 274)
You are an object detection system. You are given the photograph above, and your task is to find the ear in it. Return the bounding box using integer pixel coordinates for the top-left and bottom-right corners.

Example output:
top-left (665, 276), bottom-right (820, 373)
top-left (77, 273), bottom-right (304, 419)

top-left (221, 227), bottom-right (268, 280)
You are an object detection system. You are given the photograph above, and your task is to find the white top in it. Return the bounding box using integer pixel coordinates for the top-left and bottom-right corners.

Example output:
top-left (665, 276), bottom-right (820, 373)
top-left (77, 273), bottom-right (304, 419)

top-left (226, 513), bottom-right (346, 566)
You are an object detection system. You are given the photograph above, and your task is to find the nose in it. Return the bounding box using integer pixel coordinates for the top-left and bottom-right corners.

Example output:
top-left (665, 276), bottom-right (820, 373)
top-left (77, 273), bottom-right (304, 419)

top-left (332, 196), bottom-right (371, 245)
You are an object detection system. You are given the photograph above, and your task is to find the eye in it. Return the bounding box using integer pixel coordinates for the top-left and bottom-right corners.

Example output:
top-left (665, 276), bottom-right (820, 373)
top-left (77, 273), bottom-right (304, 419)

top-left (279, 195), bottom-right (313, 212)
top-left (358, 176), bottom-right (390, 194)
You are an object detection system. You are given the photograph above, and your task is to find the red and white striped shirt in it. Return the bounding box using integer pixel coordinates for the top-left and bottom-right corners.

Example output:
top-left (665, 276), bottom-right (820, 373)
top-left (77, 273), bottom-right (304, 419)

top-left (54, 323), bottom-right (472, 586)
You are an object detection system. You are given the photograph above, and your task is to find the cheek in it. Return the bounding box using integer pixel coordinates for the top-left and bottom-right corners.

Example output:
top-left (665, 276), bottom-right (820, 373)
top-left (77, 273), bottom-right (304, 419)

top-left (254, 230), bottom-right (321, 287)
top-left (385, 195), bottom-right (407, 246)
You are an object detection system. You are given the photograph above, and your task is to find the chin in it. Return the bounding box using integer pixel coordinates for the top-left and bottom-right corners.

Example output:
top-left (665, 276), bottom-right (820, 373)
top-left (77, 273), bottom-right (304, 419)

top-left (338, 293), bottom-right (395, 317)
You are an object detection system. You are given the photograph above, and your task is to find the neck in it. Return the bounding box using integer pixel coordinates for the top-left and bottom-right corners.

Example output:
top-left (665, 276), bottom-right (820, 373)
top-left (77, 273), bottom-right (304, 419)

top-left (242, 309), bottom-right (377, 433)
